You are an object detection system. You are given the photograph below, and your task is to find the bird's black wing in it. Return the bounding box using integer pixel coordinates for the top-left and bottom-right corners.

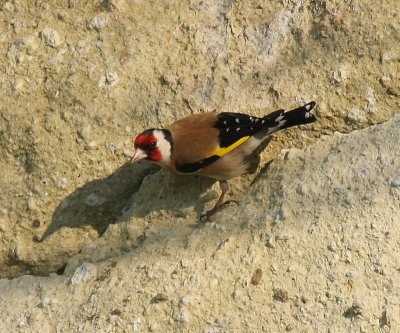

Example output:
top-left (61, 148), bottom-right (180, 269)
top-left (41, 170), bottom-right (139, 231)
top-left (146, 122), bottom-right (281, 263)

top-left (215, 111), bottom-right (283, 147)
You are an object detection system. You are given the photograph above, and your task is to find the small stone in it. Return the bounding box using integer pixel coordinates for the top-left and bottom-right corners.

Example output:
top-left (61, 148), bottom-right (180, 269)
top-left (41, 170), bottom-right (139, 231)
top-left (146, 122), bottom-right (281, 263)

top-left (85, 140), bottom-right (97, 150)
top-left (70, 263), bottom-right (96, 285)
top-left (177, 309), bottom-right (191, 323)
top-left (84, 193), bottom-right (106, 207)
top-left (251, 268), bottom-right (263, 285)
top-left (278, 204), bottom-right (291, 220)
top-left (150, 293), bottom-right (168, 304)
top-left (286, 324), bottom-right (294, 331)
top-left (78, 126), bottom-right (91, 141)
top-left (16, 313), bottom-right (29, 327)
top-left (273, 288), bottom-right (289, 302)
top-left (40, 297), bottom-right (53, 307)
top-left (332, 68), bottom-right (348, 83)
top-left (2, 2), bottom-right (14, 11)
top-left (380, 51), bottom-right (393, 63)
top-left (149, 321), bottom-right (160, 332)
top-left (132, 317), bottom-right (141, 332)
top-left (344, 251), bottom-right (352, 263)
top-left (181, 295), bottom-right (195, 306)
top-left (12, 78), bottom-right (24, 92)
top-left (87, 13), bottom-right (108, 31)
top-left (232, 288), bottom-right (242, 300)
top-left (28, 197), bottom-right (37, 211)
top-left (164, 284), bottom-right (175, 294)
top-left (99, 72), bottom-right (119, 87)
top-left (180, 259), bottom-right (190, 268)
top-left (41, 28), bottom-right (62, 48)
top-left (266, 236), bottom-right (275, 248)
top-left (13, 37), bottom-right (38, 52)
top-left (390, 177), bottom-right (400, 187)
top-left (33, 235), bottom-right (42, 243)
top-left (58, 178), bottom-right (67, 189)
top-left (327, 242), bottom-right (338, 252)
top-left (123, 149), bottom-right (134, 158)
top-left (108, 141), bottom-right (123, 154)
top-left (343, 303), bottom-right (363, 319)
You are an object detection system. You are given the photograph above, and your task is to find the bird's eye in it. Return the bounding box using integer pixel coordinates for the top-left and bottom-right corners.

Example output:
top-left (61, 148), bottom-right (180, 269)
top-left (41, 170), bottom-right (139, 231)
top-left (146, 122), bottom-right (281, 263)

top-left (147, 141), bottom-right (157, 149)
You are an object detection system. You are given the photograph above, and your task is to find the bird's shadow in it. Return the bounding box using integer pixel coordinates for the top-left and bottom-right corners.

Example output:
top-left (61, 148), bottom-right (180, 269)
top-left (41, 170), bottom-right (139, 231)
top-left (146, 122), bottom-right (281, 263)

top-left (41, 137), bottom-right (275, 242)
top-left (40, 162), bottom-right (216, 241)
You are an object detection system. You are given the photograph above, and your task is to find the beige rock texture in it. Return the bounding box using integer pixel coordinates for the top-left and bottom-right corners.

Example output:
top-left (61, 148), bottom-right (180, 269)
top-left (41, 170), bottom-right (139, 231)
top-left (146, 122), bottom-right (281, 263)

top-left (0, 0), bottom-right (399, 331)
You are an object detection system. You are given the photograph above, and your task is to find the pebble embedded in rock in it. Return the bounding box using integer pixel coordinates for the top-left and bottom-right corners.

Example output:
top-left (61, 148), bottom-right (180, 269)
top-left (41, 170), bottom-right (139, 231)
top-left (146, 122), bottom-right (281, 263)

top-left (70, 263), bottom-right (96, 285)
top-left (87, 14), bottom-right (108, 31)
top-left (177, 309), bottom-right (191, 323)
top-left (40, 28), bottom-right (62, 48)
top-left (58, 178), bottom-right (67, 189)
top-left (251, 268), bottom-right (263, 285)
top-left (390, 177), bottom-right (400, 187)
top-left (123, 149), bottom-right (134, 158)
top-left (99, 72), bottom-right (119, 87)
top-left (78, 126), bottom-right (91, 141)
top-left (12, 79), bottom-right (24, 92)
top-left (85, 140), bottom-right (97, 150)
top-left (2, 2), bottom-right (14, 11)
top-left (84, 193), bottom-right (106, 207)
top-left (27, 197), bottom-right (37, 211)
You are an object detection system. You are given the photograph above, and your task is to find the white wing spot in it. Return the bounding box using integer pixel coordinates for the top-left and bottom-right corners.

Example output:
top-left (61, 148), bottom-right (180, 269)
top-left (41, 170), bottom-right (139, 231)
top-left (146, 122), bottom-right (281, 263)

top-left (305, 112), bottom-right (311, 118)
top-left (305, 104), bottom-right (311, 111)
top-left (261, 120), bottom-right (265, 124)
top-left (249, 117), bottom-right (253, 121)
top-left (226, 128), bottom-right (230, 132)
top-left (236, 127), bottom-right (240, 132)
top-left (223, 120), bottom-right (227, 125)
top-left (235, 118), bottom-right (240, 124)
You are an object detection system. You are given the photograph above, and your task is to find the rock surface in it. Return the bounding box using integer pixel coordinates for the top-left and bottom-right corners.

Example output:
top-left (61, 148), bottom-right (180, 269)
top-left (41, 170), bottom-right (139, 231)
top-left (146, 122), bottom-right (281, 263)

top-left (0, 0), bottom-right (399, 331)
top-left (1, 113), bottom-right (399, 332)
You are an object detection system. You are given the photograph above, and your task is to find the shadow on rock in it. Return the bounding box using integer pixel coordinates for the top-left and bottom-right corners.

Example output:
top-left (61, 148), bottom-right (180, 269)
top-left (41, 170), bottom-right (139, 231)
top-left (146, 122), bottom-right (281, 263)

top-left (40, 162), bottom-right (216, 241)
top-left (40, 162), bottom-right (157, 240)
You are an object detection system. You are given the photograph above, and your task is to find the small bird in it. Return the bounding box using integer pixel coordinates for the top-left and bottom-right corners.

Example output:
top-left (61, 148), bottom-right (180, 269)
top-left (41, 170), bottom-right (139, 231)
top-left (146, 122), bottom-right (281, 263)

top-left (132, 101), bottom-right (317, 220)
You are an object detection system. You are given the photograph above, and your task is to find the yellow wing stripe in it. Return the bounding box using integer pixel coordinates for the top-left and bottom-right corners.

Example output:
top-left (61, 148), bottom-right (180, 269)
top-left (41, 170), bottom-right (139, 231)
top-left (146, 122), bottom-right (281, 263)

top-left (210, 136), bottom-right (250, 158)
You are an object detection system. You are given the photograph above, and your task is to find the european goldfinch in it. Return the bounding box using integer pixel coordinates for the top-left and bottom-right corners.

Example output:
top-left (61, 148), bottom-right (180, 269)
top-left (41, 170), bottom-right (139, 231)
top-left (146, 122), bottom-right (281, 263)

top-left (132, 101), bottom-right (317, 220)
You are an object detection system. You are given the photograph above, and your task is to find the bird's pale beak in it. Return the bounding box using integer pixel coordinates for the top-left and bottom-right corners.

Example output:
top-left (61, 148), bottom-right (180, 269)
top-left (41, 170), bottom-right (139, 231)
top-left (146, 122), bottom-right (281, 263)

top-left (131, 149), bottom-right (147, 163)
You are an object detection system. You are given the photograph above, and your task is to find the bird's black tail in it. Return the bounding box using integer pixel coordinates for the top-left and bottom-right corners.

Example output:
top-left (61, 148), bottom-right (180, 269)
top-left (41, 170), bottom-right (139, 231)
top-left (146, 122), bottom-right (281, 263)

top-left (263, 101), bottom-right (317, 133)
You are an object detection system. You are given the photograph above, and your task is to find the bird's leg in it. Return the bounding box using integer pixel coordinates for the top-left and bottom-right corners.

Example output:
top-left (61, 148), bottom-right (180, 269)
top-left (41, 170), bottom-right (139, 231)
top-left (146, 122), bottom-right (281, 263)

top-left (200, 180), bottom-right (239, 222)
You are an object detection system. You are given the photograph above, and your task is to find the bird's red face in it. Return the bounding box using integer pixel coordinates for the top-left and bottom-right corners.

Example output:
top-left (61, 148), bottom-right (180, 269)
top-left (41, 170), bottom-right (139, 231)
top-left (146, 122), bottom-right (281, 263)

top-left (132, 129), bottom-right (163, 163)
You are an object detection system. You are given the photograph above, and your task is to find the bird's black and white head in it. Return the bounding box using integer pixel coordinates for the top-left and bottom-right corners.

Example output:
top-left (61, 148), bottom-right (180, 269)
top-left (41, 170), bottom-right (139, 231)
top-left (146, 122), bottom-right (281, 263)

top-left (132, 129), bottom-right (173, 167)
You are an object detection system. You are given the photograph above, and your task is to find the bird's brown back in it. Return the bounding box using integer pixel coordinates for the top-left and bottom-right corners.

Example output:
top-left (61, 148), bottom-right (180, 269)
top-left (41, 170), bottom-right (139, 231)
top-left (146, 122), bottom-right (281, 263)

top-left (168, 112), bottom-right (220, 168)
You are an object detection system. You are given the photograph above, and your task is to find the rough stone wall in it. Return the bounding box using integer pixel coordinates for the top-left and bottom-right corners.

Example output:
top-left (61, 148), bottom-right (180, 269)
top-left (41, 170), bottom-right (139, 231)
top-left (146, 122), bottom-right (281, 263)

top-left (0, 0), bottom-right (399, 331)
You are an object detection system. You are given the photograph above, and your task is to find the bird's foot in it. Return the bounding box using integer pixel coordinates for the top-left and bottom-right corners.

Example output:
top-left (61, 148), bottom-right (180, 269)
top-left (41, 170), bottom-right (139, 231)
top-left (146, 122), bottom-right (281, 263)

top-left (200, 200), bottom-right (239, 222)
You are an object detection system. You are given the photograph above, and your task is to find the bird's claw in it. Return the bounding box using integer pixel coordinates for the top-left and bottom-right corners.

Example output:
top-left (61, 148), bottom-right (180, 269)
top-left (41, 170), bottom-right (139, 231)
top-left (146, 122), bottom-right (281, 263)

top-left (200, 200), bottom-right (239, 222)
